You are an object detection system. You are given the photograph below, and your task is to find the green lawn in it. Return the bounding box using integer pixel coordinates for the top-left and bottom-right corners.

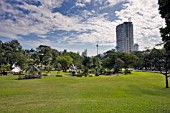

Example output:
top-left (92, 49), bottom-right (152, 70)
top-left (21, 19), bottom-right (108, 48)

top-left (0, 72), bottom-right (170, 113)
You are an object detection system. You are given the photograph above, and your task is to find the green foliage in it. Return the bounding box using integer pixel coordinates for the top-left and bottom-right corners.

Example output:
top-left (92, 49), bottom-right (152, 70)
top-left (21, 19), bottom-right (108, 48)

top-left (56, 74), bottom-right (63, 77)
top-left (15, 52), bottom-right (28, 69)
top-left (55, 63), bottom-right (62, 71)
top-left (158, 0), bottom-right (170, 50)
top-left (114, 58), bottom-right (124, 73)
top-left (36, 45), bottom-right (52, 65)
top-left (0, 40), bottom-right (27, 70)
top-left (44, 65), bottom-right (53, 74)
top-left (102, 50), bottom-right (116, 69)
top-left (132, 51), bottom-right (144, 69)
top-left (56, 56), bottom-right (73, 72)
top-left (82, 56), bottom-right (92, 76)
top-left (0, 64), bottom-right (11, 71)
top-left (116, 52), bottom-right (138, 69)
top-left (66, 52), bottom-right (82, 69)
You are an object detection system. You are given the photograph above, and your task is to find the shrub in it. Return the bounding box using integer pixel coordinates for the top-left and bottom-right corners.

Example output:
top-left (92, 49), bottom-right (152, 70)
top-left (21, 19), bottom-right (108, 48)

top-left (76, 74), bottom-right (84, 77)
top-left (56, 75), bottom-right (62, 77)
top-left (124, 70), bottom-right (131, 75)
top-left (42, 74), bottom-right (48, 76)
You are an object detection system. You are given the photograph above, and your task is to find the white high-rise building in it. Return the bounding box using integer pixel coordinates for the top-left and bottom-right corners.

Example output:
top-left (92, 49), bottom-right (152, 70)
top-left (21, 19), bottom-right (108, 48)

top-left (116, 22), bottom-right (134, 53)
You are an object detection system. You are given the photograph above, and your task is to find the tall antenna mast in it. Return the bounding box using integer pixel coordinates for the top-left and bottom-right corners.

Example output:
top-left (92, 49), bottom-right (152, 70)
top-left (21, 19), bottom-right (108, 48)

top-left (96, 41), bottom-right (99, 55)
top-left (128, 17), bottom-right (131, 22)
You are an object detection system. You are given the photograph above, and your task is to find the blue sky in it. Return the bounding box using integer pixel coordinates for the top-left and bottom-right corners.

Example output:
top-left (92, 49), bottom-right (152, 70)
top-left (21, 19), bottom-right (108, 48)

top-left (0, 0), bottom-right (164, 56)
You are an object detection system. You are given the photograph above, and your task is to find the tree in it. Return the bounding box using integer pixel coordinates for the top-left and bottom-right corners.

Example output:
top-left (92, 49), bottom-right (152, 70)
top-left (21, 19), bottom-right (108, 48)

top-left (56, 56), bottom-right (73, 72)
top-left (132, 51), bottom-right (144, 70)
top-left (92, 57), bottom-right (102, 76)
top-left (154, 48), bottom-right (170, 88)
top-left (36, 45), bottom-right (52, 71)
top-left (114, 58), bottom-right (124, 73)
top-left (161, 50), bottom-right (170, 88)
top-left (15, 52), bottom-right (28, 69)
top-left (116, 52), bottom-right (138, 74)
top-left (82, 56), bottom-right (92, 77)
top-left (8, 40), bottom-right (22, 52)
top-left (0, 40), bottom-right (26, 70)
top-left (67, 52), bottom-right (82, 69)
top-left (149, 48), bottom-right (163, 70)
top-left (51, 49), bottom-right (59, 66)
top-left (143, 48), bottom-right (152, 70)
top-left (102, 50), bottom-right (116, 70)
top-left (158, 0), bottom-right (170, 88)
top-left (158, 0), bottom-right (170, 50)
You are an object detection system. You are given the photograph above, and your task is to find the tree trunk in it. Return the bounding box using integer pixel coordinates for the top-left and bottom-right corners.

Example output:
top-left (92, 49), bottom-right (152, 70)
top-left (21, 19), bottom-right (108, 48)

top-left (165, 75), bottom-right (169, 88)
top-left (165, 56), bottom-right (169, 88)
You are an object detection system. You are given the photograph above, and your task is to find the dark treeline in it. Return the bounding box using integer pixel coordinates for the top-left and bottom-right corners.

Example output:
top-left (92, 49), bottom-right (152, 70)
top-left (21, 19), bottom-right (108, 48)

top-left (0, 40), bottom-right (169, 75)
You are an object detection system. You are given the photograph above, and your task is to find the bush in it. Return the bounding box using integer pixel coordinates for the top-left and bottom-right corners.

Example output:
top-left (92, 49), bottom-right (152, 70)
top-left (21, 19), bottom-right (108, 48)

top-left (76, 74), bottom-right (84, 77)
top-left (42, 74), bottom-right (48, 76)
top-left (56, 75), bottom-right (62, 77)
top-left (89, 69), bottom-right (96, 74)
top-left (124, 70), bottom-right (131, 75)
top-left (24, 74), bottom-right (42, 79)
top-left (89, 74), bottom-right (94, 77)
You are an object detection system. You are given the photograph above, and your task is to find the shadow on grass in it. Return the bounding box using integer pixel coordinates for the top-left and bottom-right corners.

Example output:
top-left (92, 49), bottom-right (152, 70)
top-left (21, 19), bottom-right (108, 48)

top-left (12, 76), bottom-right (42, 80)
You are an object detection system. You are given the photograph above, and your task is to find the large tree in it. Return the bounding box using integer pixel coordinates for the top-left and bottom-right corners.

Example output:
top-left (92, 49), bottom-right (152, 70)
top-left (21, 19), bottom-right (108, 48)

top-left (82, 56), bottom-right (92, 76)
top-left (67, 52), bottom-right (82, 69)
top-left (56, 56), bottom-right (73, 72)
top-left (0, 40), bottom-right (26, 70)
top-left (36, 45), bottom-right (52, 70)
top-left (157, 49), bottom-right (170, 88)
top-left (116, 52), bottom-right (138, 74)
top-left (158, 0), bottom-right (170, 88)
top-left (102, 49), bottom-right (116, 70)
top-left (132, 51), bottom-right (144, 70)
top-left (158, 0), bottom-right (170, 50)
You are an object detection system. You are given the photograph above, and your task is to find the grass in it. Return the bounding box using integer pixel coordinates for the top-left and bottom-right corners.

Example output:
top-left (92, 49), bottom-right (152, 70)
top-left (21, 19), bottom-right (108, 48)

top-left (42, 71), bottom-right (72, 77)
top-left (0, 72), bottom-right (170, 113)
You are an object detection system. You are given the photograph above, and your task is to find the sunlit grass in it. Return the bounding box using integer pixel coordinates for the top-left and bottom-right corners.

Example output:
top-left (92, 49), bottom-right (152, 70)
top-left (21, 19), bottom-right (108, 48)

top-left (0, 72), bottom-right (170, 113)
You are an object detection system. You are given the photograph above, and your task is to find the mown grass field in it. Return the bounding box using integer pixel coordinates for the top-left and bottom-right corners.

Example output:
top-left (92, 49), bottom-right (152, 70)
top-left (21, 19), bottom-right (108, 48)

top-left (0, 72), bottom-right (170, 113)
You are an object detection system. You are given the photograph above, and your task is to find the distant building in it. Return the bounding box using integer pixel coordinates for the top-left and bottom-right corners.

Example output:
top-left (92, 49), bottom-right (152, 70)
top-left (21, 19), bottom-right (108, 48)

top-left (82, 49), bottom-right (87, 57)
top-left (77, 52), bottom-right (80, 55)
top-left (116, 22), bottom-right (134, 53)
top-left (133, 43), bottom-right (139, 51)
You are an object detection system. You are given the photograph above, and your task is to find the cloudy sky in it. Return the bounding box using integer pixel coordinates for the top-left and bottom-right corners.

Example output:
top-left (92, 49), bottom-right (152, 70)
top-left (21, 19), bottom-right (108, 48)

top-left (0, 0), bottom-right (164, 56)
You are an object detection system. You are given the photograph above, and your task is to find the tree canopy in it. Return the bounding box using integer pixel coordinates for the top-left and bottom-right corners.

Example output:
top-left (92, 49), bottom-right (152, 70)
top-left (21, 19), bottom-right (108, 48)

top-left (158, 0), bottom-right (170, 88)
top-left (158, 0), bottom-right (170, 50)
top-left (56, 55), bottom-right (73, 72)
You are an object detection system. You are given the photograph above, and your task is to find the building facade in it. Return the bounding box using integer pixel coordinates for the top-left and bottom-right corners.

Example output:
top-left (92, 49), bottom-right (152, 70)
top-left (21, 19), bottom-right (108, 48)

top-left (82, 49), bottom-right (87, 57)
top-left (133, 43), bottom-right (139, 51)
top-left (116, 22), bottom-right (134, 53)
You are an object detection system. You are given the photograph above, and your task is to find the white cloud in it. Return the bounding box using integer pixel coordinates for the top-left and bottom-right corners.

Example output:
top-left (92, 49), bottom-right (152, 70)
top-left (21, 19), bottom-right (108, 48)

top-left (75, 2), bottom-right (86, 8)
top-left (107, 0), bottom-right (126, 5)
top-left (83, 0), bottom-right (91, 3)
top-left (0, 0), bottom-right (82, 38)
top-left (115, 0), bottom-right (163, 50)
top-left (40, 0), bottom-right (64, 9)
top-left (0, 1), bottom-right (21, 15)
top-left (0, 0), bottom-right (164, 54)
top-left (21, 39), bottom-right (53, 48)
